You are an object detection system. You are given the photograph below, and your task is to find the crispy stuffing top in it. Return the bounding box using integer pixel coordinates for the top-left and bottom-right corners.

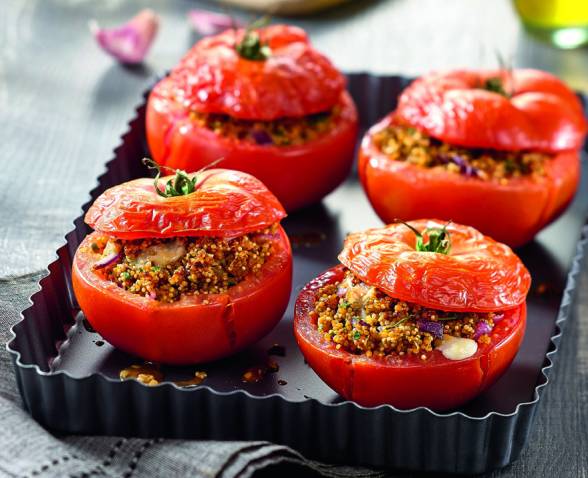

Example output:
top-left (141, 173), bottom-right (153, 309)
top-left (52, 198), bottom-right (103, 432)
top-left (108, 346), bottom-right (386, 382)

top-left (311, 271), bottom-right (499, 359)
top-left (373, 125), bottom-right (549, 182)
top-left (90, 225), bottom-right (277, 302)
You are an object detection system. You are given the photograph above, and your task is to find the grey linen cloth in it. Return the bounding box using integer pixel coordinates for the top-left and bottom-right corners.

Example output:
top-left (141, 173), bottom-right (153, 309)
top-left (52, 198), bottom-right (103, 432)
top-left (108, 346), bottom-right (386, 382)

top-left (0, 277), bottom-right (386, 478)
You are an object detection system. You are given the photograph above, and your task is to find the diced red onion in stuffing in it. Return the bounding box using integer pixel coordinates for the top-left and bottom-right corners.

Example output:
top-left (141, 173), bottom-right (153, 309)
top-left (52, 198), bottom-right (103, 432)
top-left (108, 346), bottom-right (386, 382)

top-left (252, 130), bottom-right (274, 145)
top-left (188, 9), bottom-right (243, 36)
top-left (90, 9), bottom-right (159, 64)
top-left (336, 287), bottom-right (347, 297)
top-left (454, 156), bottom-right (478, 177)
top-left (439, 154), bottom-right (479, 178)
top-left (93, 251), bottom-right (122, 270)
top-left (148, 291), bottom-right (157, 300)
top-left (417, 319), bottom-right (444, 339)
top-left (474, 321), bottom-right (494, 339)
top-left (254, 232), bottom-right (280, 241)
top-left (493, 312), bottom-right (505, 323)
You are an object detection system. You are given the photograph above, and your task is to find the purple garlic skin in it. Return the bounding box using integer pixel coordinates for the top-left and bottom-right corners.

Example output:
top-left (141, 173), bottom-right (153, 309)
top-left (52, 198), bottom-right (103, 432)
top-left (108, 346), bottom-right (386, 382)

top-left (90, 9), bottom-right (159, 64)
top-left (188, 9), bottom-right (243, 36)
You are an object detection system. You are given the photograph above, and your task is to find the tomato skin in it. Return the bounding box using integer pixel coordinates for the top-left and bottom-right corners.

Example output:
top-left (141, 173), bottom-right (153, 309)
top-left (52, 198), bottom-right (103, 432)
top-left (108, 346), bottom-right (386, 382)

top-left (294, 265), bottom-right (527, 410)
top-left (85, 169), bottom-right (287, 240)
top-left (146, 90), bottom-right (358, 211)
top-left (394, 69), bottom-right (587, 152)
top-left (359, 116), bottom-right (581, 248)
top-left (162, 24), bottom-right (346, 121)
top-left (339, 219), bottom-right (531, 313)
top-left (72, 228), bottom-right (292, 365)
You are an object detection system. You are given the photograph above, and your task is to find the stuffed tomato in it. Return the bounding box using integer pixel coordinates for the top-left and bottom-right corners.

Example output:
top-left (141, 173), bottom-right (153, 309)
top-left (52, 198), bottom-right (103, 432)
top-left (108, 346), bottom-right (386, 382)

top-left (294, 220), bottom-right (530, 410)
top-left (147, 23), bottom-right (358, 212)
top-left (359, 69), bottom-right (587, 247)
top-left (72, 166), bottom-right (292, 365)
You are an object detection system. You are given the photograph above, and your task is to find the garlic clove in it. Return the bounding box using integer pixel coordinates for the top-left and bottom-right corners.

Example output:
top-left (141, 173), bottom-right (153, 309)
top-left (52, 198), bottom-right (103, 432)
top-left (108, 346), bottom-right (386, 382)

top-left (187, 9), bottom-right (243, 36)
top-left (90, 9), bottom-right (159, 64)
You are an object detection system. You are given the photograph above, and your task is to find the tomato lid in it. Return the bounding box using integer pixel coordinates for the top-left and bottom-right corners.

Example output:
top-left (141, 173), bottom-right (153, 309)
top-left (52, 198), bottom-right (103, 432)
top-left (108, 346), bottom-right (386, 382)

top-left (394, 69), bottom-right (587, 153)
top-left (153, 24), bottom-right (345, 121)
top-left (85, 168), bottom-right (286, 239)
top-left (338, 219), bottom-right (531, 312)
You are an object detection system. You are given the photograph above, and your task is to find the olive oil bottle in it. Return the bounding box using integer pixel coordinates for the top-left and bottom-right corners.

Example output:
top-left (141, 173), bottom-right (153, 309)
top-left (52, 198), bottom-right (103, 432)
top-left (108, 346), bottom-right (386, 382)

top-left (513, 0), bottom-right (588, 48)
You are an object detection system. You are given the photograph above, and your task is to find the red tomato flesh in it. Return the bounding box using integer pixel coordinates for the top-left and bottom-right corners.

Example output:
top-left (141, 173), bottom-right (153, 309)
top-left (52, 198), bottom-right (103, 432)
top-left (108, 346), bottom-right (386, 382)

top-left (73, 227), bottom-right (292, 365)
top-left (359, 116), bottom-right (581, 248)
top-left (294, 265), bottom-right (526, 410)
top-left (147, 90), bottom-right (358, 211)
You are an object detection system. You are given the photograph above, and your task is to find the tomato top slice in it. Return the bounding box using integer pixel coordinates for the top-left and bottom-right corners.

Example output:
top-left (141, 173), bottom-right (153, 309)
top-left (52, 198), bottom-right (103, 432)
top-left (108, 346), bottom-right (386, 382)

top-left (394, 68), bottom-right (587, 153)
top-left (85, 168), bottom-right (286, 239)
top-left (152, 24), bottom-right (346, 121)
top-left (338, 219), bottom-right (531, 312)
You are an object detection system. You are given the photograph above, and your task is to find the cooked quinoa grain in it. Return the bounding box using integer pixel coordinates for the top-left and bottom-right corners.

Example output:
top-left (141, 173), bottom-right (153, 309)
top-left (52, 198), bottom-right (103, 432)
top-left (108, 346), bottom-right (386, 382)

top-left (373, 125), bottom-right (549, 182)
top-left (311, 271), bottom-right (496, 358)
top-left (190, 108), bottom-right (338, 146)
top-left (91, 226), bottom-right (277, 302)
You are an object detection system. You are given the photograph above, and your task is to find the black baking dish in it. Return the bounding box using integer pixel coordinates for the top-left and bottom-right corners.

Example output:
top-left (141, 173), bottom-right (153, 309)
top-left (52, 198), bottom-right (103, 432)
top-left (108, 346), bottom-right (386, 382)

top-left (7, 74), bottom-right (588, 474)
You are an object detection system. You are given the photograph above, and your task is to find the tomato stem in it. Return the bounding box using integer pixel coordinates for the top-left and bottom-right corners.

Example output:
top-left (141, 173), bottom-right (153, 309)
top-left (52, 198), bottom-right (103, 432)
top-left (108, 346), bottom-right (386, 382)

top-left (142, 158), bottom-right (223, 198)
top-left (397, 220), bottom-right (452, 255)
top-left (235, 16), bottom-right (271, 61)
top-left (483, 77), bottom-right (509, 97)
top-left (483, 51), bottom-right (513, 97)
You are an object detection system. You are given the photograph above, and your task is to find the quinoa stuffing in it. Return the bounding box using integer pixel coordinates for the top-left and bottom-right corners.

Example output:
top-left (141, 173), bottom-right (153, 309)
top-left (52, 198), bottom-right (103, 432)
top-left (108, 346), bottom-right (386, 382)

top-left (311, 271), bottom-right (497, 359)
top-left (373, 124), bottom-right (549, 182)
top-left (89, 226), bottom-right (277, 302)
top-left (189, 107), bottom-right (339, 146)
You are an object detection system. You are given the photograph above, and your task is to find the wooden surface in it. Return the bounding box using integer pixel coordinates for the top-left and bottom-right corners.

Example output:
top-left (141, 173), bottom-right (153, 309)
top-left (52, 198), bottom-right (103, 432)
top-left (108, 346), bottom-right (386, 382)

top-left (1, 0), bottom-right (587, 476)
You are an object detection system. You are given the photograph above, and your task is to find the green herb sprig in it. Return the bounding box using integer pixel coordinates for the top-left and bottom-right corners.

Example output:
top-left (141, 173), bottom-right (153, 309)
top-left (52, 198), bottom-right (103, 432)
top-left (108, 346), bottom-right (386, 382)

top-left (235, 16), bottom-right (271, 61)
top-left (142, 158), bottom-right (222, 198)
top-left (398, 220), bottom-right (452, 255)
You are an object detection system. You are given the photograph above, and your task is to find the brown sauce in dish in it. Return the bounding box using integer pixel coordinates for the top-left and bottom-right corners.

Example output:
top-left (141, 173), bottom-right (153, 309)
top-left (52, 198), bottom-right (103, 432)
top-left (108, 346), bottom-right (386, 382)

top-left (120, 364), bottom-right (207, 388)
top-left (242, 367), bottom-right (266, 383)
top-left (242, 359), bottom-right (280, 383)
top-left (119, 363), bottom-right (163, 386)
top-left (174, 371), bottom-right (208, 388)
top-left (267, 360), bottom-right (279, 373)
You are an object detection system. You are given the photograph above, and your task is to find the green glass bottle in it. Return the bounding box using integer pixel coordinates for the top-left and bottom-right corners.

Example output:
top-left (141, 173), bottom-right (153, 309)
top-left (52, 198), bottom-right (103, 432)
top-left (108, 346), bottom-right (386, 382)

top-left (513, 0), bottom-right (588, 48)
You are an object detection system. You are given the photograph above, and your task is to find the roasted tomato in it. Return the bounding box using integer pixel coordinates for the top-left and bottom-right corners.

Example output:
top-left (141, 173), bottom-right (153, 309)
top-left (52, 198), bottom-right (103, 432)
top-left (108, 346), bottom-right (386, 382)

top-left (146, 24), bottom-right (358, 211)
top-left (294, 220), bottom-right (530, 410)
top-left (359, 69), bottom-right (587, 247)
top-left (73, 168), bottom-right (292, 365)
